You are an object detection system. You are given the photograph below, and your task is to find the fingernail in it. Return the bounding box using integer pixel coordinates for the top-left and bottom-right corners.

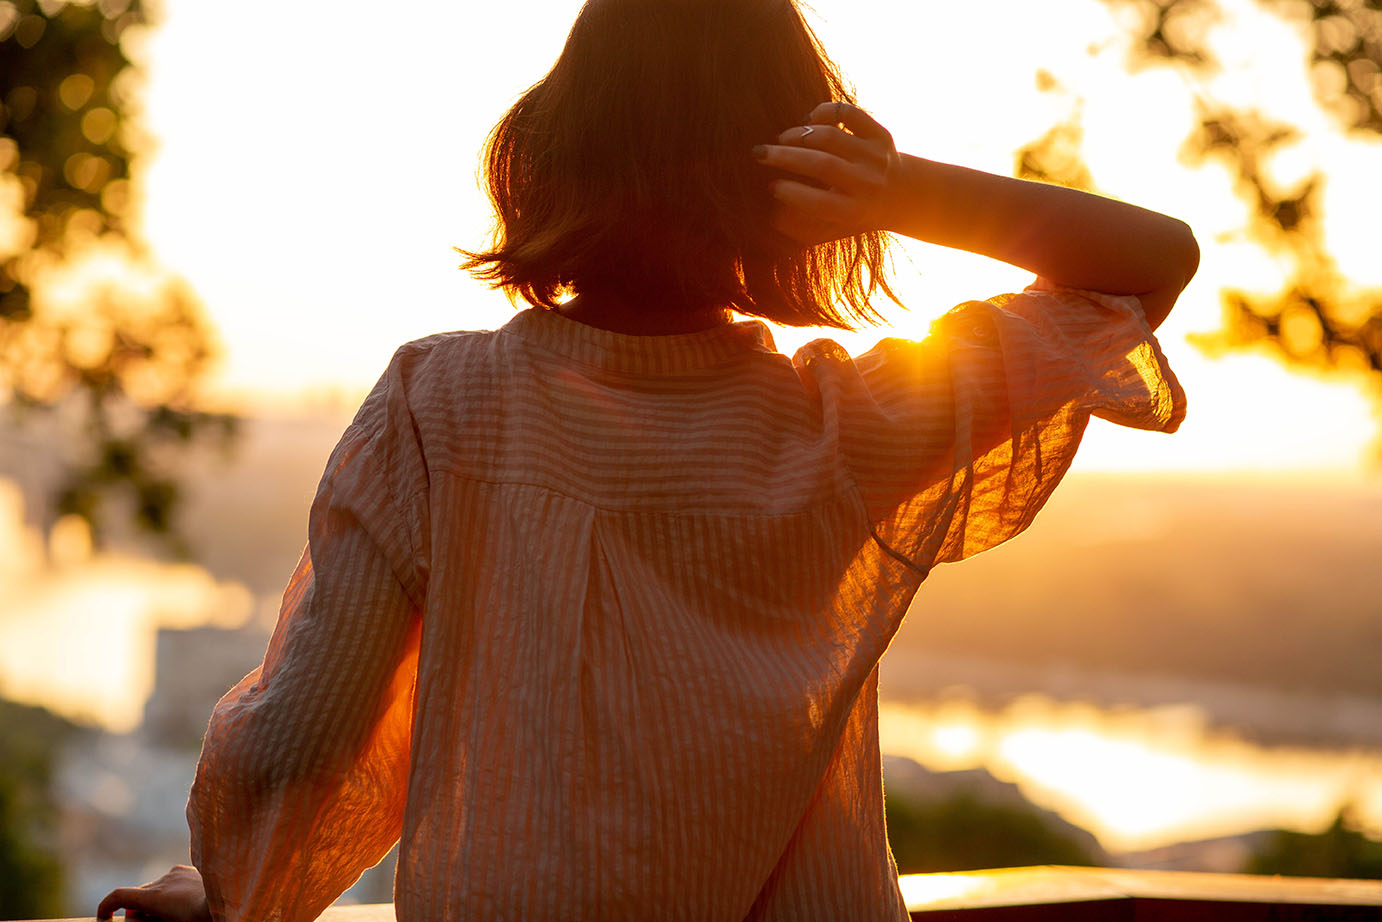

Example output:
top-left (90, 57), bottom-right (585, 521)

top-left (751, 145), bottom-right (769, 160)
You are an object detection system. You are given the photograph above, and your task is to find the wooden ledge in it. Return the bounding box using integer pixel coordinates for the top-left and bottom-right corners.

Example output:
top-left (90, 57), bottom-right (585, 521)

top-left (902, 865), bottom-right (1382, 919)
top-left (32, 867), bottom-right (1382, 921)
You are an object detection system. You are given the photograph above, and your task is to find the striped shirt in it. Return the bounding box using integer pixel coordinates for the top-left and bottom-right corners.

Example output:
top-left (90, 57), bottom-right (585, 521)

top-left (188, 284), bottom-right (1184, 921)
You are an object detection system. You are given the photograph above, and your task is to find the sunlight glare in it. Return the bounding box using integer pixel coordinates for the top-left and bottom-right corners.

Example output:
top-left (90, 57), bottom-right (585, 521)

top-left (879, 696), bottom-right (1382, 853)
top-left (0, 480), bottom-right (255, 731)
top-left (931, 722), bottom-right (984, 764)
top-left (1319, 139), bottom-right (1382, 287)
top-left (898, 872), bottom-right (991, 911)
top-left (48, 513), bottom-right (93, 567)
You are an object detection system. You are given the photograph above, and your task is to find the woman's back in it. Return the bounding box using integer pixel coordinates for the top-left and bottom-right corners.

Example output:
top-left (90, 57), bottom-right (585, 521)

top-left (212, 310), bottom-right (910, 920)
top-left (398, 314), bottom-right (906, 918)
top-left (183, 285), bottom-right (1181, 921)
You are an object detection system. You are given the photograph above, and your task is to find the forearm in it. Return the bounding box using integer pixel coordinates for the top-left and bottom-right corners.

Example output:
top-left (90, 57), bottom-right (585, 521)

top-left (884, 155), bottom-right (1198, 328)
top-left (188, 544), bottom-right (419, 921)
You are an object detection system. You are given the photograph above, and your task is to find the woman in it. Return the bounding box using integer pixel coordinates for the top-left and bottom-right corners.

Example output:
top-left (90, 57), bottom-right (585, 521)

top-left (99, 0), bottom-right (1196, 919)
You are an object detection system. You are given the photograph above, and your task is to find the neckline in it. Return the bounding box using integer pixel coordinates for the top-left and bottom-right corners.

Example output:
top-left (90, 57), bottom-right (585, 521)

top-left (502, 307), bottom-right (779, 374)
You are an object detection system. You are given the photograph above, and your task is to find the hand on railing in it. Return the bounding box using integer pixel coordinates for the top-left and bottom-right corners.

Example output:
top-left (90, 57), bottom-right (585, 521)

top-left (96, 864), bottom-right (211, 922)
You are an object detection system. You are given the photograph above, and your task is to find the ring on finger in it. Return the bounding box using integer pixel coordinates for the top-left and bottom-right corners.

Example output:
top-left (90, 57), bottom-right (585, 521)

top-left (800, 126), bottom-right (815, 138)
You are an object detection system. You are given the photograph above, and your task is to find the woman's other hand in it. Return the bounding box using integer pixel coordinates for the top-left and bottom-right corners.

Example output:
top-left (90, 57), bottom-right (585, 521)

top-left (97, 864), bottom-right (212, 922)
top-left (753, 101), bottom-right (903, 245)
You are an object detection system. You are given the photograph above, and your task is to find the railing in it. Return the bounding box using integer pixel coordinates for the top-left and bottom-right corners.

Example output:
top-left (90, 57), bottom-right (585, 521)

top-left (899, 866), bottom-right (1382, 920)
top-left (25, 866), bottom-right (1382, 922)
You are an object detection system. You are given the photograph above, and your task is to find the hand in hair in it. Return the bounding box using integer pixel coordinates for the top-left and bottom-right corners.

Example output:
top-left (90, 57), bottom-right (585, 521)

top-left (755, 101), bottom-right (903, 246)
top-left (756, 100), bottom-right (1199, 330)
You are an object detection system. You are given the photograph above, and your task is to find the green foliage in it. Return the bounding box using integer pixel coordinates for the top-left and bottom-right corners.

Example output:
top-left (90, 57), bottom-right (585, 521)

top-left (885, 788), bottom-right (1103, 875)
top-left (1098, 0), bottom-right (1382, 385)
top-left (1, 0), bottom-right (140, 307)
top-left (1015, 116), bottom-right (1096, 191)
top-left (0, 700), bottom-right (84, 918)
top-left (0, 775), bottom-right (64, 918)
top-left (0, 0), bottom-right (237, 552)
top-left (1121, 0), bottom-right (1382, 134)
top-left (1245, 809), bottom-right (1382, 880)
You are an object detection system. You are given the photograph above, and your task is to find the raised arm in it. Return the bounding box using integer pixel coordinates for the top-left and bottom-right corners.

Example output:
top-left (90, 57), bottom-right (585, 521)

top-left (755, 101), bottom-right (1199, 330)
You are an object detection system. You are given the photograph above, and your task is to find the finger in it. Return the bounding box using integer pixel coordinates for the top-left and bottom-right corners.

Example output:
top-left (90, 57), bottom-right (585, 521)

top-left (98, 887), bottom-right (151, 920)
top-left (776, 124), bottom-right (883, 167)
top-left (754, 145), bottom-right (875, 195)
top-left (770, 193), bottom-right (832, 245)
top-left (805, 101), bottom-right (893, 144)
top-left (771, 179), bottom-right (862, 238)
top-left (771, 201), bottom-right (850, 247)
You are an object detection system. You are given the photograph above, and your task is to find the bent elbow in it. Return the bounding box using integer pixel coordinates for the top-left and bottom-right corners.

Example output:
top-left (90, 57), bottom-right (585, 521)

top-left (1138, 221), bottom-right (1200, 332)
top-left (1173, 220), bottom-right (1200, 291)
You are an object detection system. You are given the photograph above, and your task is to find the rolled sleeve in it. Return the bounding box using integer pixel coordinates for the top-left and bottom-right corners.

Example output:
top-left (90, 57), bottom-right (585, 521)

top-left (795, 284), bottom-right (1186, 572)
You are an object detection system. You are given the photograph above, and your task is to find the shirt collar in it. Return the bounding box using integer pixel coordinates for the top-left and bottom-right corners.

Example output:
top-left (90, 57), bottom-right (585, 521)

top-left (501, 307), bottom-right (779, 374)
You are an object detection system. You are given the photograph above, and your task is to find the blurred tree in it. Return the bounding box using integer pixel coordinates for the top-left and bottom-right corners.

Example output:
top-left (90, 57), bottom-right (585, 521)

top-left (0, 700), bottom-right (83, 918)
top-left (1244, 808), bottom-right (1382, 879)
top-left (0, 0), bottom-right (235, 552)
top-left (1091, 0), bottom-right (1382, 410)
top-left (1016, 110), bottom-right (1098, 191)
top-left (885, 788), bottom-right (1104, 874)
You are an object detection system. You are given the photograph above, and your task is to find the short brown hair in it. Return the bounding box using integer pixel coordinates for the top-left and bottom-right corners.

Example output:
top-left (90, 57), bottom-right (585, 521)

top-left (460, 0), bottom-right (897, 329)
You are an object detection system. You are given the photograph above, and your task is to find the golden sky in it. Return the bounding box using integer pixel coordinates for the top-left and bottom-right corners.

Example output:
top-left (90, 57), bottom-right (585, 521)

top-left (121, 0), bottom-right (1381, 473)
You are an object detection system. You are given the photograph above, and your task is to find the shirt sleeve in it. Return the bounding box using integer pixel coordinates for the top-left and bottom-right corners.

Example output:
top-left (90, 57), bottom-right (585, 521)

top-left (794, 282), bottom-right (1186, 573)
top-left (186, 347), bottom-right (431, 922)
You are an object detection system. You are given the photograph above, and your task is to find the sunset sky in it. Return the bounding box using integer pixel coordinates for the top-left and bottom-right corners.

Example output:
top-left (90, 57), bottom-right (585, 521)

top-left (89, 0), bottom-right (1382, 474)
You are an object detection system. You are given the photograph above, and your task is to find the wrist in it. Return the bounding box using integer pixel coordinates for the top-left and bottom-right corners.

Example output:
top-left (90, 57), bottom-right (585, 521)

top-left (880, 154), bottom-right (946, 239)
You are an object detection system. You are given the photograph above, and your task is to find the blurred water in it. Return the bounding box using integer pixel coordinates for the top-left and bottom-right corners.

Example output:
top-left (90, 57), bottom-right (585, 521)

top-left (877, 693), bottom-right (1382, 855)
top-left (3, 453), bottom-right (1380, 906)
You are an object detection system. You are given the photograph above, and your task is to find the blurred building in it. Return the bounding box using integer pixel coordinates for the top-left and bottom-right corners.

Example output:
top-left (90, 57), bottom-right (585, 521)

top-left (54, 622), bottom-right (270, 914)
top-left (141, 624), bottom-right (271, 749)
